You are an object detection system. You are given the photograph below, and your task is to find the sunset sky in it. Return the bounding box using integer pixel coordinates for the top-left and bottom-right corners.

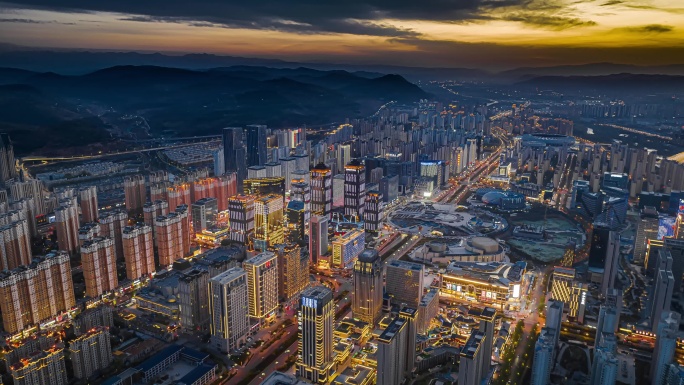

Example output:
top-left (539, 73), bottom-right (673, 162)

top-left (1, 0), bottom-right (683, 68)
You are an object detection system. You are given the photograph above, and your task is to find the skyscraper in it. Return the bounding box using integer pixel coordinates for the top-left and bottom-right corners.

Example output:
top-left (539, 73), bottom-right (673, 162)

top-left (590, 346), bottom-right (618, 385)
top-left (54, 196), bottom-right (79, 255)
top-left (0, 251), bottom-right (75, 334)
top-left (652, 312), bottom-right (681, 385)
top-left (664, 238), bottom-right (684, 293)
top-left (209, 267), bottom-right (249, 353)
top-left (588, 224), bottom-right (620, 297)
top-left (344, 159), bottom-right (366, 219)
top-left (286, 200), bottom-right (306, 245)
top-left (10, 344), bottom-right (67, 385)
top-left (309, 215), bottom-right (328, 265)
top-left (385, 260), bottom-right (424, 308)
top-left (122, 223), bottom-right (155, 280)
top-left (531, 328), bottom-right (556, 385)
top-left (0, 216), bottom-right (32, 270)
top-left (222, 127), bottom-right (242, 174)
top-left (470, 307), bottom-right (497, 376)
top-left (191, 197), bottom-right (218, 233)
top-left (0, 133), bottom-right (17, 187)
top-left (331, 229), bottom-right (365, 268)
top-left (634, 206), bottom-right (659, 265)
top-left (178, 269), bottom-right (210, 332)
top-left (228, 195), bottom-right (255, 245)
top-left (377, 317), bottom-right (409, 385)
top-left (244, 251), bottom-right (278, 323)
top-left (364, 190), bottom-right (383, 233)
top-left (80, 237), bottom-right (117, 298)
top-left (652, 261), bottom-right (675, 332)
top-left (399, 307), bottom-right (418, 376)
top-left (297, 286), bottom-right (335, 384)
top-left (595, 305), bottom-right (619, 349)
top-left (123, 174), bottom-right (146, 212)
top-left (459, 330), bottom-right (487, 385)
top-left (99, 210), bottom-right (127, 261)
top-left (352, 249), bottom-right (383, 325)
top-left (253, 194), bottom-right (284, 251)
top-left (246, 124), bottom-right (268, 167)
top-left (69, 326), bottom-right (112, 379)
top-left (143, 199), bottom-right (169, 227)
top-left (155, 212), bottom-right (186, 266)
top-left (275, 243), bottom-right (308, 302)
top-left (78, 186), bottom-right (99, 223)
top-left (311, 163), bottom-right (332, 218)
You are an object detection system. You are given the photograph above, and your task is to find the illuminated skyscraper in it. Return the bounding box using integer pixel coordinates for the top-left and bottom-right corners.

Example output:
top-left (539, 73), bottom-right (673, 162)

top-left (10, 344), bottom-right (67, 385)
top-left (331, 229), bottom-right (365, 268)
top-left (253, 194), bottom-right (284, 251)
top-left (352, 249), bottom-right (383, 325)
top-left (290, 181), bottom-right (311, 230)
top-left (155, 212), bottom-right (186, 267)
top-left (274, 243), bottom-right (308, 302)
top-left (344, 160), bottom-right (366, 219)
top-left (652, 312), bottom-right (681, 385)
top-left (143, 199), bottom-right (169, 227)
top-left (246, 124), bottom-right (268, 167)
top-left (228, 195), bottom-right (255, 245)
top-left (244, 251), bottom-right (278, 322)
top-left (166, 182), bottom-right (190, 211)
top-left (309, 215), bottom-right (328, 265)
top-left (364, 190), bottom-right (383, 233)
top-left (123, 174), bottom-right (146, 212)
top-left (122, 223), bottom-right (154, 280)
top-left (634, 206), bottom-right (659, 265)
top-left (55, 196), bottom-right (79, 255)
top-left (286, 200), bottom-right (306, 245)
top-left (311, 163), bottom-right (332, 218)
top-left (99, 210), bottom-right (127, 261)
top-left (69, 326), bottom-right (112, 379)
top-left (459, 330), bottom-right (487, 385)
top-left (78, 186), bottom-right (99, 223)
top-left (209, 267), bottom-right (249, 353)
top-left (297, 286), bottom-right (335, 384)
top-left (191, 197), bottom-right (218, 233)
top-left (0, 133), bottom-right (17, 187)
top-left (0, 215), bottom-right (32, 270)
top-left (386, 260), bottom-right (424, 308)
top-left (80, 237), bottom-right (117, 298)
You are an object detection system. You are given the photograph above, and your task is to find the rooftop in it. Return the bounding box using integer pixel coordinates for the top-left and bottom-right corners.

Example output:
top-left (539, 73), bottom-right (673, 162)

top-left (378, 318), bottom-right (407, 342)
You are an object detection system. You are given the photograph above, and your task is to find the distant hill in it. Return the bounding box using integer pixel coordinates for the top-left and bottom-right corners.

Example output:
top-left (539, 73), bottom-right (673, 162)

top-left (517, 73), bottom-right (684, 93)
top-left (499, 63), bottom-right (684, 82)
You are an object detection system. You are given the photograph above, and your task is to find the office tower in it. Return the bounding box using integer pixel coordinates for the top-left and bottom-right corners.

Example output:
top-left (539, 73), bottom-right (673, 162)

top-left (635, 206), bottom-right (659, 264)
top-left (123, 174), bottom-right (146, 212)
top-left (605, 288), bottom-right (623, 317)
top-left (80, 237), bottom-right (117, 298)
top-left (54, 196), bottom-right (79, 254)
top-left (664, 238), bottom-right (684, 292)
top-left (311, 163), bottom-right (333, 218)
top-left (418, 288), bottom-right (439, 334)
top-left (531, 328), bottom-right (556, 385)
top-left (99, 210), bottom-right (127, 261)
top-left (143, 199), bottom-right (169, 227)
top-left (290, 181), bottom-right (311, 227)
top-left (0, 133), bottom-right (16, 186)
top-left (0, 217), bottom-right (32, 270)
top-left (246, 124), bottom-right (267, 167)
top-left (588, 224), bottom-right (620, 296)
top-left (10, 345), bottom-right (67, 385)
top-left (222, 127), bottom-right (243, 174)
top-left (253, 194), bottom-right (284, 251)
top-left (167, 182), bottom-right (191, 211)
top-left (380, 175), bottom-right (398, 203)
top-left (595, 305), bottom-right (619, 348)
top-left (399, 307), bottom-right (418, 375)
top-left (228, 195), bottom-right (255, 245)
top-left (0, 251), bottom-right (75, 334)
top-left (343, 160), bottom-right (366, 219)
top-left (363, 190), bottom-right (383, 233)
top-left (377, 317), bottom-right (409, 385)
top-left (191, 197), bottom-right (218, 233)
top-left (286, 201), bottom-right (306, 245)
top-left (178, 269), bottom-right (210, 332)
top-left (331, 229), bottom-right (365, 268)
top-left (545, 300), bottom-right (564, 350)
top-left (652, 266), bottom-right (675, 332)
top-left (209, 267), bottom-right (249, 353)
top-left (297, 286), bottom-right (335, 384)
top-left (155, 212), bottom-right (185, 266)
top-left (122, 224), bottom-right (154, 280)
top-left (471, 307), bottom-right (496, 376)
top-left (336, 144), bottom-right (351, 175)
top-left (275, 243), bottom-right (308, 302)
top-left (244, 251), bottom-right (278, 322)
top-left (590, 347), bottom-right (618, 385)
top-left (459, 330), bottom-right (487, 385)
top-left (652, 312), bottom-right (681, 385)
top-left (78, 186), bottom-right (99, 223)
top-left (309, 215), bottom-right (329, 265)
top-left (69, 326), bottom-right (112, 379)
top-left (386, 260), bottom-right (424, 308)
top-left (352, 249), bottom-right (383, 325)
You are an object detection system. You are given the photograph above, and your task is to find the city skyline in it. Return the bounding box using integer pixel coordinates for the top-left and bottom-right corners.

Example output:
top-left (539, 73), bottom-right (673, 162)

top-left (0, 0), bottom-right (683, 68)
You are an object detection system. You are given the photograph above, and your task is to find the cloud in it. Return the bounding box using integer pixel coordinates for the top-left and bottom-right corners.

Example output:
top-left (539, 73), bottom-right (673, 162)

top-left (601, 0), bottom-right (623, 6)
top-left (0, 17), bottom-right (74, 24)
top-left (501, 13), bottom-right (597, 29)
top-left (624, 24), bottom-right (675, 33)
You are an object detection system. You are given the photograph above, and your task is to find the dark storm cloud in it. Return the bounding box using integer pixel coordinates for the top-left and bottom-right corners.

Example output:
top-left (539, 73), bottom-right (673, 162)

top-left (501, 13), bottom-right (596, 29)
top-left (0, 17), bottom-right (74, 24)
top-left (624, 24), bottom-right (675, 33)
top-left (601, 0), bottom-right (623, 6)
top-left (0, 0), bottom-right (538, 37)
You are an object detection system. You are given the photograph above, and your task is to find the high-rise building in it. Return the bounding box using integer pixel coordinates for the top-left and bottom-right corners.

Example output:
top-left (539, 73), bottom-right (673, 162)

top-left (0, 133), bottom-right (17, 187)
top-left (0, 251), bottom-right (75, 334)
top-left (166, 182), bottom-right (191, 212)
top-left (191, 197), bottom-right (218, 233)
top-left (54, 196), bottom-right (79, 255)
top-left (274, 243), bottom-right (308, 302)
top-left (253, 194), bottom-right (284, 251)
top-left (570, 282), bottom-right (588, 323)
top-left (297, 286), bottom-right (335, 384)
top-left (222, 127), bottom-right (243, 175)
top-left (155, 212), bottom-right (186, 267)
top-left (99, 210), bottom-right (127, 261)
top-left (418, 288), bottom-right (439, 335)
top-left (0, 216), bottom-right (32, 270)
top-left (531, 328), bottom-right (556, 385)
top-left (244, 251), bottom-right (278, 322)
top-left (595, 305), bottom-right (619, 349)
top-left (286, 201), bottom-right (306, 245)
top-left (9, 179), bottom-right (46, 215)
top-left (215, 173), bottom-right (237, 211)
top-left (470, 307), bottom-right (496, 376)
top-left (311, 163), bottom-right (333, 218)
top-left (246, 124), bottom-right (268, 167)
top-left (228, 195), bottom-right (255, 245)
top-left (123, 174), bottom-right (146, 212)
top-left (290, 181), bottom-right (311, 227)
top-left (78, 186), bottom-right (99, 223)
top-left (10, 344), bottom-right (67, 385)
top-left (664, 238), bottom-right (684, 292)
top-left (69, 326), bottom-right (112, 379)
top-left (635, 206), bottom-right (659, 264)
top-left (80, 237), bottom-right (117, 298)
top-left (386, 260), bottom-right (424, 308)
top-left (551, 266), bottom-right (575, 305)
top-left (459, 330), bottom-right (487, 385)
top-left (243, 177), bottom-right (286, 198)
top-left (652, 264), bottom-right (675, 332)
top-left (363, 190), bottom-right (383, 233)
top-left (652, 312), bottom-right (681, 385)
top-left (178, 269), bottom-right (210, 332)
top-left (209, 267), bottom-right (249, 353)
top-left (143, 199), bottom-right (169, 227)
top-left (122, 223), bottom-right (154, 280)
top-left (331, 229), bottom-right (365, 268)
top-left (352, 249), bottom-right (383, 325)
top-left (665, 364), bottom-right (684, 385)
top-left (377, 317), bottom-right (409, 385)
top-left (343, 160), bottom-right (366, 219)
top-left (590, 346), bottom-right (618, 385)
top-left (309, 215), bottom-right (328, 265)
top-left (399, 307), bottom-right (418, 375)
top-left (588, 224), bottom-right (620, 296)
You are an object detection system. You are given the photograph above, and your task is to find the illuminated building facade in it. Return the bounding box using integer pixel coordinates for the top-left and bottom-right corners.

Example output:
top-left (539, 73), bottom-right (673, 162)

top-left (344, 160), bottom-right (366, 219)
top-left (286, 200), bottom-right (306, 245)
top-left (352, 249), bottom-right (383, 324)
top-left (243, 177), bottom-right (286, 198)
top-left (191, 197), bottom-right (218, 233)
top-left (10, 344), bottom-right (67, 385)
top-left (311, 163), bottom-right (332, 218)
top-left (297, 286), bottom-right (335, 384)
top-left (0, 217), bottom-right (32, 270)
top-left (123, 174), bottom-right (146, 212)
top-left (244, 251), bottom-right (278, 322)
top-left (54, 196), bottom-right (79, 255)
top-left (80, 237), bottom-right (117, 298)
top-left (363, 190), bottom-right (383, 233)
top-left (122, 223), bottom-right (154, 280)
top-left (253, 194), bottom-right (284, 251)
top-left (275, 243), bottom-right (309, 301)
top-left (69, 326), bottom-right (112, 379)
top-left (78, 186), bottom-right (98, 223)
top-left (209, 267), bottom-right (249, 353)
top-left (99, 210), bottom-right (127, 261)
top-left (143, 199), bottom-right (169, 227)
top-left (331, 229), bottom-right (365, 268)
top-left (228, 195), bottom-right (255, 245)
top-left (440, 261), bottom-right (527, 310)
top-left (386, 260), bottom-right (424, 308)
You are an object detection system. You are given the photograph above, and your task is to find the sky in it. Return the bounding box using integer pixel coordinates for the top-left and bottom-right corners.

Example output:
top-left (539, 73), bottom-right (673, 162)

top-left (1, 0), bottom-right (683, 69)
